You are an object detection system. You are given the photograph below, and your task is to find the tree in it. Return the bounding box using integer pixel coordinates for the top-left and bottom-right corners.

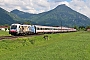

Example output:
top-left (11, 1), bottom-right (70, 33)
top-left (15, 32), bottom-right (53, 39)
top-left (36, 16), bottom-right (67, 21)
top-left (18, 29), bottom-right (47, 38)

top-left (73, 26), bottom-right (79, 31)
top-left (86, 26), bottom-right (90, 31)
top-left (23, 21), bottom-right (32, 25)
top-left (79, 26), bottom-right (85, 31)
top-left (4, 24), bottom-right (10, 30)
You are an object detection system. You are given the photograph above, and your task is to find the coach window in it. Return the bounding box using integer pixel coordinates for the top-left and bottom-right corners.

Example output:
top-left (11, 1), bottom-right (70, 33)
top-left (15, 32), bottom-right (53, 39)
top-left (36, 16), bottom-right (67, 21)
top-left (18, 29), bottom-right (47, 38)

top-left (37, 28), bottom-right (39, 30)
top-left (39, 28), bottom-right (42, 30)
top-left (48, 28), bottom-right (50, 30)
top-left (41, 28), bottom-right (43, 30)
top-left (46, 28), bottom-right (48, 30)
top-left (45, 28), bottom-right (47, 30)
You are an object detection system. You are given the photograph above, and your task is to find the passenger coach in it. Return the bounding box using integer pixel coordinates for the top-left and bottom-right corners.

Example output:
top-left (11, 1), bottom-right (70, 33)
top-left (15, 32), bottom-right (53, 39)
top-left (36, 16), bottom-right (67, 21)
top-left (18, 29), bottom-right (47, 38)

top-left (9, 24), bottom-right (76, 35)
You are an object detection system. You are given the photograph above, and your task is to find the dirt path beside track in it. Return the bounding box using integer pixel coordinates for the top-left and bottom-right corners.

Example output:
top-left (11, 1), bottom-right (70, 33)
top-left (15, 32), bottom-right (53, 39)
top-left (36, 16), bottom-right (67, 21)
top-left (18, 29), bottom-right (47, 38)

top-left (0, 34), bottom-right (43, 40)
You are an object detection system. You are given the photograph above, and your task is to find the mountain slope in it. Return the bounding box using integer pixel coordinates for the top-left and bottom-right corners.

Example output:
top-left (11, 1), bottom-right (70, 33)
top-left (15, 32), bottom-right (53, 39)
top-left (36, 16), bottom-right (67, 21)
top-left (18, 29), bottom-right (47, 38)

top-left (11, 9), bottom-right (36, 18)
top-left (1, 4), bottom-right (90, 26)
top-left (11, 4), bottom-right (90, 26)
top-left (0, 8), bottom-right (15, 25)
top-left (30, 4), bottom-right (90, 26)
top-left (0, 8), bottom-right (24, 25)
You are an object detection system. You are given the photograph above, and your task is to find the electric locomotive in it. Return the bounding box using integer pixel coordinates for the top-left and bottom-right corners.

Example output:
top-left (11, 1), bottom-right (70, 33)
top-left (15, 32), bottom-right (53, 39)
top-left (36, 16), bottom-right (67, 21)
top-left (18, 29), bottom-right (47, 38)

top-left (9, 24), bottom-right (36, 35)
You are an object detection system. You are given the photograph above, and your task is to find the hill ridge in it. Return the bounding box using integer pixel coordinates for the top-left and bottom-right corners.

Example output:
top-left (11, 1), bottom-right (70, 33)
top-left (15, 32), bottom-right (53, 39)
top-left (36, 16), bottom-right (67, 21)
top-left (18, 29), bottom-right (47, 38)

top-left (0, 4), bottom-right (90, 26)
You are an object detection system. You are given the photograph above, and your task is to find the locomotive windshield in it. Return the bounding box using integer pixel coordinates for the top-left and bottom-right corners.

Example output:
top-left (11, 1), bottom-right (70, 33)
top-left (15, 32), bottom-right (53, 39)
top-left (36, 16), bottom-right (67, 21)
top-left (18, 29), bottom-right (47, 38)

top-left (11, 25), bottom-right (17, 29)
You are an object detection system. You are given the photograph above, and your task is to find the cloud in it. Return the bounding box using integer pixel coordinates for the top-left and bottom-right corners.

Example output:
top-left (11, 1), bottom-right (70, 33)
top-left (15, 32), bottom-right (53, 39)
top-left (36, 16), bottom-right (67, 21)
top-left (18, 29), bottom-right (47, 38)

top-left (0, 0), bottom-right (51, 13)
top-left (0, 0), bottom-right (90, 18)
top-left (48, 0), bottom-right (67, 2)
top-left (68, 0), bottom-right (90, 18)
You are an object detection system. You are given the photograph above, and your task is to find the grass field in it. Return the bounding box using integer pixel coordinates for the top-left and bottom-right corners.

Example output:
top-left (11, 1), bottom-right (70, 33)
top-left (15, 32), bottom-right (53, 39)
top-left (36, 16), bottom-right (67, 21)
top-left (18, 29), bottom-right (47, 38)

top-left (0, 31), bottom-right (90, 60)
top-left (0, 30), bottom-right (10, 36)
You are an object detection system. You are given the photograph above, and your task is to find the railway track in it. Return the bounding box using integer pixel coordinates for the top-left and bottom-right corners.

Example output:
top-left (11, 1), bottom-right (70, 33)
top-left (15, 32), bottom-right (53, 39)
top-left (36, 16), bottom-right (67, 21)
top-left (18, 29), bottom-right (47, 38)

top-left (0, 34), bottom-right (43, 40)
top-left (0, 36), bottom-right (21, 40)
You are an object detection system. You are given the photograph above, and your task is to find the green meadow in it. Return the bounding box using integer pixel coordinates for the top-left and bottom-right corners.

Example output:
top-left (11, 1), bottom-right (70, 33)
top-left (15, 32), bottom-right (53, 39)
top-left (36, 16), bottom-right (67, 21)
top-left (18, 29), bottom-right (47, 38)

top-left (0, 30), bottom-right (10, 36)
top-left (0, 31), bottom-right (90, 60)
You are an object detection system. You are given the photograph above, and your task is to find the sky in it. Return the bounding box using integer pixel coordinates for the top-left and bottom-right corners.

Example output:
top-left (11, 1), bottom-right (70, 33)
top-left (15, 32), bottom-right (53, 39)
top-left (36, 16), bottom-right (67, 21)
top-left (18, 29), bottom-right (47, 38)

top-left (0, 0), bottom-right (90, 18)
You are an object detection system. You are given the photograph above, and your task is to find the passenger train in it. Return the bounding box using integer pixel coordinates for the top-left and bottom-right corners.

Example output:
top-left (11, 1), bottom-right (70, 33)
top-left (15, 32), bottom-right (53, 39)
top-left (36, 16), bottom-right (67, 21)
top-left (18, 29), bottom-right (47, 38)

top-left (9, 23), bottom-right (76, 35)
